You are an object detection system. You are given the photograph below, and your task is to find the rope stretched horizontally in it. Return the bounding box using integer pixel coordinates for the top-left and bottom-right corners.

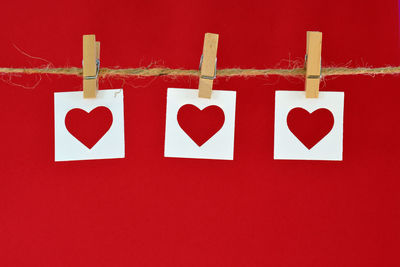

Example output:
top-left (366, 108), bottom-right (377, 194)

top-left (1, 66), bottom-right (400, 77)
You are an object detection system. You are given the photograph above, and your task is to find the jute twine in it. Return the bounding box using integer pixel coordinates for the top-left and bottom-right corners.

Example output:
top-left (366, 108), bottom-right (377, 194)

top-left (1, 66), bottom-right (400, 78)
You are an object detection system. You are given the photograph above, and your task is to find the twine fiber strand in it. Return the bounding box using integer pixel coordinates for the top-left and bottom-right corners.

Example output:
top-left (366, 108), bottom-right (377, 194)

top-left (1, 66), bottom-right (400, 77)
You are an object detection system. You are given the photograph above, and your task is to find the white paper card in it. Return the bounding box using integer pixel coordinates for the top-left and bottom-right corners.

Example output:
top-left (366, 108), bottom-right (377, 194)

top-left (54, 89), bottom-right (125, 162)
top-left (274, 91), bottom-right (344, 161)
top-left (164, 88), bottom-right (236, 160)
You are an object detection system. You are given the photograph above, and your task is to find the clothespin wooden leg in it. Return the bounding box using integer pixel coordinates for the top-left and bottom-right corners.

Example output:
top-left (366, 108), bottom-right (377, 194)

top-left (199, 33), bottom-right (219, 99)
top-left (83, 35), bottom-right (100, 98)
top-left (305, 31), bottom-right (322, 98)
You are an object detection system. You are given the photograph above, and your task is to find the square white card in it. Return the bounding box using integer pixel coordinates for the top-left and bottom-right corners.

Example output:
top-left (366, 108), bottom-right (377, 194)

top-left (274, 91), bottom-right (344, 161)
top-left (164, 88), bottom-right (236, 160)
top-left (54, 89), bottom-right (125, 162)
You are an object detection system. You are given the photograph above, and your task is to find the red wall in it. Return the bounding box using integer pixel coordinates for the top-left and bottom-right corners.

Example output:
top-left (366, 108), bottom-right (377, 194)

top-left (0, 0), bottom-right (399, 266)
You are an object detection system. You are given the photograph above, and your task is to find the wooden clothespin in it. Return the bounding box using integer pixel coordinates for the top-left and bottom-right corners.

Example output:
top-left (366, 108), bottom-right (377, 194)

top-left (83, 34), bottom-right (100, 98)
top-left (305, 31), bottom-right (322, 98)
top-left (198, 33), bottom-right (219, 99)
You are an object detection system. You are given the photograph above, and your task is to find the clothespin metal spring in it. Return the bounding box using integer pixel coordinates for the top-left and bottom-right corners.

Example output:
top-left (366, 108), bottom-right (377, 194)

top-left (199, 54), bottom-right (217, 80)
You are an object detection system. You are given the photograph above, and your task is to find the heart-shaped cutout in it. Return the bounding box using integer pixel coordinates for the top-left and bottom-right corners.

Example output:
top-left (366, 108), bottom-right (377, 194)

top-left (65, 106), bottom-right (113, 149)
top-left (287, 107), bottom-right (334, 149)
top-left (177, 104), bottom-right (225, 146)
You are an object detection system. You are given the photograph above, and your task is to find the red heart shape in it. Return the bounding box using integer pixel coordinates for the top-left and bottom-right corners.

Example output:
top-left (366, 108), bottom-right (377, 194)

top-left (65, 106), bottom-right (113, 149)
top-left (286, 107), bottom-right (334, 149)
top-left (177, 104), bottom-right (225, 147)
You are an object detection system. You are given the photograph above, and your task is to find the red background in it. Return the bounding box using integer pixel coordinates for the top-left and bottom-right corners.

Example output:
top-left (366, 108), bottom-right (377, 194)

top-left (1, 0), bottom-right (400, 266)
